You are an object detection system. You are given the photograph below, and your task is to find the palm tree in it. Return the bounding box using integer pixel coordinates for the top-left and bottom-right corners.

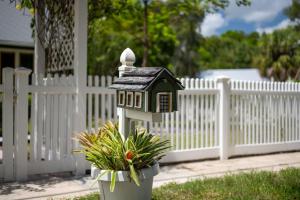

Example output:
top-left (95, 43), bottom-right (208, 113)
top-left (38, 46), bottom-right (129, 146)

top-left (254, 27), bottom-right (300, 81)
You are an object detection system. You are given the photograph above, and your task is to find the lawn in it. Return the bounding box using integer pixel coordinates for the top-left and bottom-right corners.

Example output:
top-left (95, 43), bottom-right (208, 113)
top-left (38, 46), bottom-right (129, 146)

top-left (72, 167), bottom-right (300, 200)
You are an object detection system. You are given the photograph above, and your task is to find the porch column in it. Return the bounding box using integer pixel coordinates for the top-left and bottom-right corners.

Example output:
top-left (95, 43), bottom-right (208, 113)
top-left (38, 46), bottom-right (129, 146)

top-left (74, 0), bottom-right (88, 175)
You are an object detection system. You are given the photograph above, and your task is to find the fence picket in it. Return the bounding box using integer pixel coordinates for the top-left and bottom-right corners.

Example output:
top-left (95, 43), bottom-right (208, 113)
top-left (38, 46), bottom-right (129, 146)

top-left (268, 82), bottom-right (271, 142)
top-left (195, 79), bottom-right (200, 148)
top-left (273, 82), bottom-right (277, 143)
top-left (237, 81), bottom-right (241, 144)
top-left (101, 76), bottom-right (106, 125)
top-left (262, 82), bottom-right (266, 144)
top-left (209, 93), bottom-right (213, 147)
top-left (247, 81), bottom-right (251, 144)
top-left (200, 80), bottom-right (204, 148)
top-left (185, 78), bottom-right (190, 149)
top-left (30, 74), bottom-right (38, 161)
top-left (285, 83), bottom-right (288, 142)
top-left (107, 76), bottom-right (112, 123)
top-left (44, 74), bottom-right (52, 160)
top-left (190, 78), bottom-right (195, 149)
top-left (175, 97), bottom-right (179, 150)
top-left (66, 76), bottom-right (74, 155)
top-left (204, 95), bottom-right (208, 147)
top-left (170, 111), bottom-right (174, 150)
top-left (52, 74), bottom-right (59, 160)
top-left (289, 82), bottom-right (292, 142)
top-left (36, 74), bottom-right (45, 161)
top-left (180, 78), bottom-right (185, 149)
top-left (87, 76), bottom-right (93, 132)
top-left (242, 82), bottom-right (246, 145)
top-left (94, 76), bottom-right (99, 131)
top-left (250, 81), bottom-right (254, 144)
top-left (59, 75), bottom-right (67, 159)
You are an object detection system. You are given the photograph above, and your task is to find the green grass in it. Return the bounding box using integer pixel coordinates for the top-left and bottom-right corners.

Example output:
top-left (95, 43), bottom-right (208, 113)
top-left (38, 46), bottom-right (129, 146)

top-left (71, 167), bottom-right (300, 200)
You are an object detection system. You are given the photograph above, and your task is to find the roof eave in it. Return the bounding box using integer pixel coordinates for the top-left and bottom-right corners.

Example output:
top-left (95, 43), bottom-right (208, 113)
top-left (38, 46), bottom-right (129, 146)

top-left (0, 40), bottom-right (34, 48)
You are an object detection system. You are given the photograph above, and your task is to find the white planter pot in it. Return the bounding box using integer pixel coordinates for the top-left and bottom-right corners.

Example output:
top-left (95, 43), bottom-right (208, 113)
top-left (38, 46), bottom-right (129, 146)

top-left (91, 163), bottom-right (159, 200)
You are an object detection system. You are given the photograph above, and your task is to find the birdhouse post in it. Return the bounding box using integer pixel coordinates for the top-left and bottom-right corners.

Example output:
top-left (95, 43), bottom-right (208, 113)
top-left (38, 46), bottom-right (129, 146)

top-left (118, 48), bottom-right (136, 138)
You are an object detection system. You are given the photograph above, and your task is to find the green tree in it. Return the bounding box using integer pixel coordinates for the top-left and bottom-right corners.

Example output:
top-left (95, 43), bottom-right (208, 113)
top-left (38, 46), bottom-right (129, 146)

top-left (88, 0), bottom-right (178, 76)
top-left (166, 0), bottom-right (204, 76)
top-left (198, 31), bottom-right (259, 70)
top-left (87, 0), bottom-right (251, 76)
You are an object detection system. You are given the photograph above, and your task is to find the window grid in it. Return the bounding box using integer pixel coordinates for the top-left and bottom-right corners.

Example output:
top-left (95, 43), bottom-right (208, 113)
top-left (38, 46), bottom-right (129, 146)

top-left (159, 94), bottom-right (170, 112)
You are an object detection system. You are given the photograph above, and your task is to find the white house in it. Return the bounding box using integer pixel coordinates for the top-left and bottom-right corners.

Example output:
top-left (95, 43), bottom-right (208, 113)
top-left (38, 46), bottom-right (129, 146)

top-left (197, 68), bottom-right (267, 81)
top-left (0, 1), bottom-right (34, 78)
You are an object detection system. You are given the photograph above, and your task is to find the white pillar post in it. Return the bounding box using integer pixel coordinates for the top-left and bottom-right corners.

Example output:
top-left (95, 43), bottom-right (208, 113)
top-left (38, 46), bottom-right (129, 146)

top-left (74, 0), bottom-right (88, 175)
top-left (2, 68), bottom-right (14, 181)
top-left (118, 48), bottom-right (136, 138)
top-left (14, 67), bottom-right (32, 181)
top-left (217, 76), bottom-right (230, 160)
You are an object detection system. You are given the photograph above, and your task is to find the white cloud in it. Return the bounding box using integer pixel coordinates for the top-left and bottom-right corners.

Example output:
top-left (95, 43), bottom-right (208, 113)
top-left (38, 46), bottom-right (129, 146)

top-left (201, 13), bottom-right (227, 36)
top-left (256, 19), bottom-right (293, 34)
top-left (201, 0), bottom-right (293, 36)
top-left (224, 0), bottom-right (292, 25)
top-left (244, 11), bottom-right (278, 23)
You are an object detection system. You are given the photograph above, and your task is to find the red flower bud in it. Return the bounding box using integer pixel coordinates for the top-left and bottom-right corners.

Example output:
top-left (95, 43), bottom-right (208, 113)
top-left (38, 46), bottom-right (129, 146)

top-left (126, 150), bottom-right (134, 160)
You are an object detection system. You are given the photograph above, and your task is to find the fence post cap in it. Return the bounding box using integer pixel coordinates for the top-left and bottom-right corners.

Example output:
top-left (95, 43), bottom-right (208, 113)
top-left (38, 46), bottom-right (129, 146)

top-left (14, 67), bottom-right (32, 75)
top-left (216, 76), bottom-right (230, 83)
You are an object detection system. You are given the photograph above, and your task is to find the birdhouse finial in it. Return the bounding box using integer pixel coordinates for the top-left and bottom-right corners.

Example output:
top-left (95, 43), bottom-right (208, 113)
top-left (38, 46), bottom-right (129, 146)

top-left (119, 48), bottom-right (136, 77)
top-left (120, 48), bottom-right (135, 67)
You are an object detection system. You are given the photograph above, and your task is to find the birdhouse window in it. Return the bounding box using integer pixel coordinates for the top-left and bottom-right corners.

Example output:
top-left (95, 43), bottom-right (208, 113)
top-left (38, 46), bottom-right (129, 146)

top-left (118, 91), bottom-right (125, 106)
top-left (157, 92), bottom-right (172, 112)
top-left (134, 92), bottom-right (142, 108)
top-left (126, 92), bottom-right (133, 107)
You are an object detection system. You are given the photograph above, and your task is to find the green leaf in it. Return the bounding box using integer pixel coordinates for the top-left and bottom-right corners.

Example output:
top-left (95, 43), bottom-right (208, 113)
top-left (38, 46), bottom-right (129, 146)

top-left (129, 162), bottom-right (140, 186)
top-left (110, 171), bottom-right (117, 192)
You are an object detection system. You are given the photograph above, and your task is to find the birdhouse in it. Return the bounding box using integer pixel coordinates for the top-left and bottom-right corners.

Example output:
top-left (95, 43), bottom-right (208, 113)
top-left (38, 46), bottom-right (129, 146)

top-left (109, 67), bottom-right (184, 113)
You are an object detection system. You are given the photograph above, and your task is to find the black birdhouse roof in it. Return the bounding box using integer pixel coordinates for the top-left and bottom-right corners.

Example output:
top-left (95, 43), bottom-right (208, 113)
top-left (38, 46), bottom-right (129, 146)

top-left (109, 67), bottom-right (184, 91)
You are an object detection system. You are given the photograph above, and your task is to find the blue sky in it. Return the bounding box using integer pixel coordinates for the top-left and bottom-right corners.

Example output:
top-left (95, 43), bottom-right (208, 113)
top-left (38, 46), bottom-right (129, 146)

top-left (201, 0), bottom-right (293, 36)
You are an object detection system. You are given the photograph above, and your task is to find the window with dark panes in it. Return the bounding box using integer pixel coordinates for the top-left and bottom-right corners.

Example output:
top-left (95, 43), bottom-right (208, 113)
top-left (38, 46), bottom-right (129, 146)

top-left (126, 92), bottom-right (133, 107)
top-left (118, 91), bottom-right (125, 106)
top-left (20, 53), bottom-right (33, 71)
top-left (159, 93), bottom-right (171, 112)
top-left (1, 52), bottom-right (15, 68)
top-left (135, 92), bottom-right (142, 108)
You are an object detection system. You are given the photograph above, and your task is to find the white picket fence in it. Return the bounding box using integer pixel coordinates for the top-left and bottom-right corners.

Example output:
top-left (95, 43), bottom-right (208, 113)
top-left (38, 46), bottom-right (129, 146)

top-left (85, 75), bottom-right (300, 163)
top-left (0, 68), bottom-right (80, 181)
top-left (230, 81), bottom-right (300, 156)
top-left (0, 68), bottom-right (300, 182)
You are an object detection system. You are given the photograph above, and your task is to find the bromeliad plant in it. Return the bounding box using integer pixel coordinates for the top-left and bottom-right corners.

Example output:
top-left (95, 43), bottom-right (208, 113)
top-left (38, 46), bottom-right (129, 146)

top-left (75, 121), bottom-right (169, 192)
